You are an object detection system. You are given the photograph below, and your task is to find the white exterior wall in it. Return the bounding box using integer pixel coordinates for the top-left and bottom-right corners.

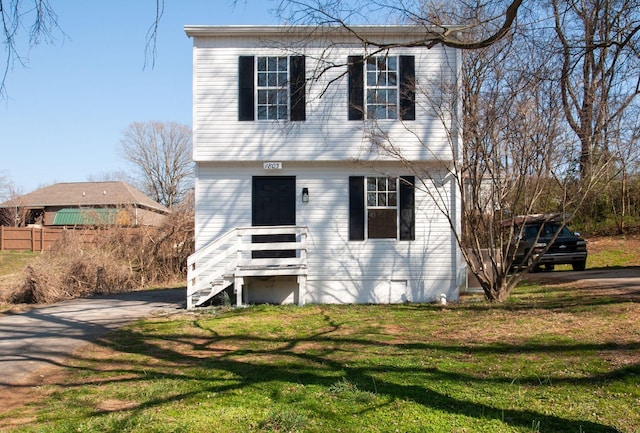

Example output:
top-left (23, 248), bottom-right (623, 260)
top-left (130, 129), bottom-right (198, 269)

top-left (190, 30), bottom-right (459, 163)
top-left (187, 26), bottom-right (464, 305)
top-left (195, 161), bottom-right (462, 304)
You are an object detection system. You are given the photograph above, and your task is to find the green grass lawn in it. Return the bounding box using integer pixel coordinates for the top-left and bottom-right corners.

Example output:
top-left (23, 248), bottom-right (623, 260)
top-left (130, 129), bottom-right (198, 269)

top-left (588, 247), bottom-right (640, 269)
top-left (0, 251), bottom-right (34, 276)
top-left (0, 251), bottom-right (34, 306)
top-left (1, 283), bottom-right (638, 432)
top-left (552, 235), bottom-right (640, 271)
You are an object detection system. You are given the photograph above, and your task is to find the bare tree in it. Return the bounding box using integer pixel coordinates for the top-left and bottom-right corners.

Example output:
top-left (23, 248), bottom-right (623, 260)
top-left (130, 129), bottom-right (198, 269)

top-left (119, 121), bottom-right (193, 208)
top-left (0, 170), bottom-right (11, 203)
top-left (85, 170), bottom-right (133, 184)
top-left (0, 170), bottom-right (26, 226)
top-left (1, 0), bottom-right (166, 98)
top-left (278, 0), bottom-right (525, 49)
top-left (275, 0), bottom-right (640, 301)
top-left (0, 0), bottom-right (62, 97)
top-left (369, 26), bottom-right (594, 301)
top-left (550, 0), bottom-right (640, 179)
top-left (455, 32), bottom-right (600, 300)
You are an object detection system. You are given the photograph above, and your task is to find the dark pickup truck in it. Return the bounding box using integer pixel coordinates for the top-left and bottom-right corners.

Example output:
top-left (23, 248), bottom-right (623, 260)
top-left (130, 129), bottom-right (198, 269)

top-left (509, 220), bottom-right (588, 272)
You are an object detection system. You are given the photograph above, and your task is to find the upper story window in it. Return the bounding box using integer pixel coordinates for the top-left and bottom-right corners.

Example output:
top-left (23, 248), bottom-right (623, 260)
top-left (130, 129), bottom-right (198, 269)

top-left (239, 55), bottom-right (306, 122)
top-left (348, 55), bottom-right (415, 122)
top-left (366, 56), bottom-right (398, 120)
top-left (257, 56), bottom-right (289, 120)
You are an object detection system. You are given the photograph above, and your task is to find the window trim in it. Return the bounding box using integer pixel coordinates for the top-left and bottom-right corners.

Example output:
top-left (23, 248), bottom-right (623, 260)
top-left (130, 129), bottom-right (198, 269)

top-left (256, 56), bottom-right (290, 121)
top-left (365, 56), bottom-right (399, 120)
top-left (366, 176), bottom-right (399, 238)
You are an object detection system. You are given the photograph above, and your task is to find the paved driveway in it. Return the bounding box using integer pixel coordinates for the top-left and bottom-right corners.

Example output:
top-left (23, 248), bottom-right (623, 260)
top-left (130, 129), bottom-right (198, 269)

top-left (0, 288), bottom-right (184, 388)
top-left (526, 267), bottom-right (640, 291)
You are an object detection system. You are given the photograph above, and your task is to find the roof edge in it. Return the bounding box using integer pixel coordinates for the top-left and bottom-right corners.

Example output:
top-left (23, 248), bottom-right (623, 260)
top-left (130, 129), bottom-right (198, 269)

top-left (184, 24), bottom-right (460, 39)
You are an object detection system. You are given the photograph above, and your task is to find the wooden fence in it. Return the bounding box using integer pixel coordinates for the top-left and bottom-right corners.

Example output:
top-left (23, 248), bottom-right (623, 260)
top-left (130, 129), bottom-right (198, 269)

top-left (0, 226), bottom-right (152, 252)
top-left (0, 226), bottom-right (67, 252)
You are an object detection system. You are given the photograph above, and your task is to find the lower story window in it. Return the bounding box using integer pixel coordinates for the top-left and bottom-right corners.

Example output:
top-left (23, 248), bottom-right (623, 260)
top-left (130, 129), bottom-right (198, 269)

top-left (367, 176), bottom-right (398, 238)
top-left (349, 175), bottom-right (415, 241)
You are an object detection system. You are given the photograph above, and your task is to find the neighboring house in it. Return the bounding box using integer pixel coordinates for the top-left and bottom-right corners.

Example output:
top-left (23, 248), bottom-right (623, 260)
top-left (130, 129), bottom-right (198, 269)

top-left (184, 25), bottom-right (464, 308)
top-left (0, 181), bottom-right (169, 227)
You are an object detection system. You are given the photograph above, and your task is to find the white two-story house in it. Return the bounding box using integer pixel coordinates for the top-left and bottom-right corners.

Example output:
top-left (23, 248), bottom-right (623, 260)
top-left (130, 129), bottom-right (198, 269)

top-left (184, 25), bottom-right (464, 308)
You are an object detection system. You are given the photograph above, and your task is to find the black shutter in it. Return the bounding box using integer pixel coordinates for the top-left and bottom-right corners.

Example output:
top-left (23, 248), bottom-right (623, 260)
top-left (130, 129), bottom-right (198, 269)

top-left (238, 56), bottom-right (255, 121)
top-left (399, 56), bottom-right (416, 121)
top-left (349, 176), bottom-right (365, 240)
top-left (399, 176), bottom-right (415, 240)
top-left (348, 56), bottom-right (364, 120)
top-left (289, 56), bottom-right (306, 121)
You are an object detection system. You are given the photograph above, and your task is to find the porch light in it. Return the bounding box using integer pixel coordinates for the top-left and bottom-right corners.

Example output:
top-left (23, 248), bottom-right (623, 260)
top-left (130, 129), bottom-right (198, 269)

top-left (302, 188), bottom-right (309, 203)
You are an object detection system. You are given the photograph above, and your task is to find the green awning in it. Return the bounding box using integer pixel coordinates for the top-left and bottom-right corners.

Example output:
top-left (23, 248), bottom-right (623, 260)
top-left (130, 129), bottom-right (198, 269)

top-left (52, 208), bottom-right (119, 225)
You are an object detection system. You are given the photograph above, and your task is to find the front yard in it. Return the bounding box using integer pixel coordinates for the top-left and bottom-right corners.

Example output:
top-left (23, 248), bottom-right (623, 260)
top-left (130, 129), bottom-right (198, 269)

top-left (1, 282), bottom-right (638, 432)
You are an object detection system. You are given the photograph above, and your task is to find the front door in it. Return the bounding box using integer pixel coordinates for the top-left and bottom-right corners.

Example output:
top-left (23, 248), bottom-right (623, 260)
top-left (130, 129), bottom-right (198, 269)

top-left (252, 176), bottom-right (296, 258)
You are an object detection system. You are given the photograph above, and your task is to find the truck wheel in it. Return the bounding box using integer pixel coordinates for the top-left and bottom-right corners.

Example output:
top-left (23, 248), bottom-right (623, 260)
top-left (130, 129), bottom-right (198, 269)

top-left (572, 261), bottom-right (586, 271)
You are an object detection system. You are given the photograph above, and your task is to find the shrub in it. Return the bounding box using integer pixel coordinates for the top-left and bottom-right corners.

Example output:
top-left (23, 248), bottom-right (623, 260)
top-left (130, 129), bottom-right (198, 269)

top-left (10, 204), bottom-right (194, 304)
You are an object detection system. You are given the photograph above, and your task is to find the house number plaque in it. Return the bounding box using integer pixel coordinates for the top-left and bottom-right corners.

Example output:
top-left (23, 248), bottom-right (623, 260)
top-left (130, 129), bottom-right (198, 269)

top-left (263, 162), bottom-right (282, 170)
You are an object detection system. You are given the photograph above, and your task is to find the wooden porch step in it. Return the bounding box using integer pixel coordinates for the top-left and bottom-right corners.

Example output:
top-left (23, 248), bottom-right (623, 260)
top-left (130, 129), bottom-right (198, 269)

top-left (192, 278), bottom-right (234, 306)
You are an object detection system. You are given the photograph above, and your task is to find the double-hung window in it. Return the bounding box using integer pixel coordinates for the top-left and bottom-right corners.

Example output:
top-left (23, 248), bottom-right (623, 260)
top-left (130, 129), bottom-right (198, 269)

top-left (366, 57), bottom-right (398, 120)
top-left (348, 54), bottom-right (415, 121)
top-left (238, 55), bottom-right (306, 121)
top-left (257, 56), bottom-right (289, 120)
top-left (349, 175), bottom-right (415, 241)
top-left (367, 176), bottom-right (398, 238)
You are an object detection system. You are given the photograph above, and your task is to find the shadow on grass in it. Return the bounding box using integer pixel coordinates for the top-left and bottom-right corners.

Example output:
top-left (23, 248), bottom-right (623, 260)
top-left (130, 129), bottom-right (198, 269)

top-left (39, 310), bottom-right (636, 433)
top-left (460, 279), bottom-right (640, 312)
top-left (2, 284), bottom-right (635, 432)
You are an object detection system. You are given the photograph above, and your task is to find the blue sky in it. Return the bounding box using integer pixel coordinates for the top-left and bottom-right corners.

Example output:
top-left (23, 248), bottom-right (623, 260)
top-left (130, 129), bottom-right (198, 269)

top-left (1, 1), bottom-right (278, 194)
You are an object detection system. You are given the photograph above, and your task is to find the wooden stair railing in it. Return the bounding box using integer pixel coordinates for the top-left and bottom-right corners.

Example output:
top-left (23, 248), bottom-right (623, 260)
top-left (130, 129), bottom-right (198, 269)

top-left (187, 226), bottom-right (308, 308)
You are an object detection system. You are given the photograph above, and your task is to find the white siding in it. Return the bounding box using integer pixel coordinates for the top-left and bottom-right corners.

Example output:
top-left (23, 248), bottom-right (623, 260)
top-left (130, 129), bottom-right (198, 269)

top-left (193, 164), bottom-right (252, 249)
top-left (194, 162), bottom-right (461, 303)
top-left (191, 36), bottom-right (459, 163)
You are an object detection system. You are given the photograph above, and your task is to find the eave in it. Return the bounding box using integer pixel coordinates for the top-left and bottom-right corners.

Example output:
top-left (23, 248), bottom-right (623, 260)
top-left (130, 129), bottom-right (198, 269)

top-left (184, 24), bottom-right (461, 41)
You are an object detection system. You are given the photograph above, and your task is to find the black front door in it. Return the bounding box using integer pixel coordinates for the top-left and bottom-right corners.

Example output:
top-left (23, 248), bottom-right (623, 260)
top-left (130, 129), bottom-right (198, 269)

top-left (252, 176), bottom-right (296, 258)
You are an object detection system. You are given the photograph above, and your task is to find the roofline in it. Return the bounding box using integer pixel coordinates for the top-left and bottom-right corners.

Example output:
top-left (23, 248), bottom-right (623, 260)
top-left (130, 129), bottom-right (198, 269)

top-left (0, 181), bottom-right (170, 213)
top-left (184, 24), bottom-right (461, 39)
top-left (0, 203), bottom-right (171, 214)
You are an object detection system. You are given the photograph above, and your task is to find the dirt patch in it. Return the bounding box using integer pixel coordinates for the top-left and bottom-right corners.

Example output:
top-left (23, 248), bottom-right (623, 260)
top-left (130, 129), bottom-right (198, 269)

top-left (0, 363), bottom-right (69, 414)
top-left (97, 399), bottom-right (140, 412)
top-left (586, 234), bottom-right (640, 255)
top-left (560, 280), bottom-right (640, 301)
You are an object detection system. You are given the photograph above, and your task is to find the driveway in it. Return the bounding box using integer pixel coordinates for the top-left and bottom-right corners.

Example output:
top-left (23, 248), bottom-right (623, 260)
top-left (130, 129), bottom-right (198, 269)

top-left (0, 288), bottom-right (184, 388)
top-left (525, 266), bottom-right (640, 292)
